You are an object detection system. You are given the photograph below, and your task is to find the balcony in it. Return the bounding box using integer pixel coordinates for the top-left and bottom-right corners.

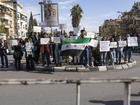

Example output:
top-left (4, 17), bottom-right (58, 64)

top-left (0, 13), bottom-right (12, 21)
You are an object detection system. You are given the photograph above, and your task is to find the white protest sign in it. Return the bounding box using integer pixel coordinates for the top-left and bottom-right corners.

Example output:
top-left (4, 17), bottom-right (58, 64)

top-left (51, 37), bottom-right (61, 43)
top-left (118, 41), bottom-right (127, 47)
top-left (26, 42), bottom-right (33, 51)
top-left (110, 42), bottom-right (117, 48)
top-left (88, 39), bottom-right (98, 47)
top-left (40, 38), bottom-right (50, 45)
top-left (100, 41), bottom-right (110, 52)
top-left (127, 37), bottom-right (138, 47)
top-left (12, 40), bottom-right (18, 46)
top-left (33, 26), bottom-right (41, 32)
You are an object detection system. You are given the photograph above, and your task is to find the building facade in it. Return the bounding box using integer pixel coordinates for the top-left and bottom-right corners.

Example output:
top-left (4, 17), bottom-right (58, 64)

top-left (0, 0), bottom-right (27, 39)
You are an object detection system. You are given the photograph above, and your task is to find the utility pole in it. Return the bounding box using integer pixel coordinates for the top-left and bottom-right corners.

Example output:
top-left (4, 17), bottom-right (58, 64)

top-left (13, 0), bottom-right (18, 38)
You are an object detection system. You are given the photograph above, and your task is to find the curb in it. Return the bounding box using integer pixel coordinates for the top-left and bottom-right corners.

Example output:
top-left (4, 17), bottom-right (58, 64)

top-left (5, 61), bottom-right (137, 72)
top-left (95, 60), bottom-right (137, 72)
top-left (35, 60), bottom-right (137, 72)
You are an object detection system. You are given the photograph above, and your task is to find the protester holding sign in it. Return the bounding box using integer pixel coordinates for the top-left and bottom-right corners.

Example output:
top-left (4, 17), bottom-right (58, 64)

top-left (124, 34), bottom-right (133, 63)
top-left (109, 37), bottom-right (117, 65)
top-left (116, 36), bottom-right (123, 64)
top-left (99, 37), bottom-right (110, 66)
top-left (40, 33), bottom-right (51, 66)
top-left (25, 38), bottom-right (35, 70)
top-left (79, 30), bottom-right (90, 66)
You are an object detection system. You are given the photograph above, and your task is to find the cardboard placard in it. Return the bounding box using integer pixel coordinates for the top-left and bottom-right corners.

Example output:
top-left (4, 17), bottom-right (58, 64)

top-left (118, 41), bottom-right (127, 47)
top-left (51, 37), bottom-right (61, 43)
top-left (33, 26), bottom-right (41, 32)
top-left (100, 41), bottom-right (110, 52)
top-left (40, 38), bottom-right (50, 45)
top-left (26, 43), bottom-right (33, 51)
top-left (88, 39), bottom-right (98, 47)
top-left (127, 37), bottom-right (138, 47)
top-left (12, 40), bottom-right (18, 46)
top-left (110, 42), bottom-right (117, 48)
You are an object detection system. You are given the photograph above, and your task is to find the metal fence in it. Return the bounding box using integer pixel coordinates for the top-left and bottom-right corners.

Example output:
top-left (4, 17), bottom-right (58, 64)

top-left (0, 78), bottom-right (139, 105)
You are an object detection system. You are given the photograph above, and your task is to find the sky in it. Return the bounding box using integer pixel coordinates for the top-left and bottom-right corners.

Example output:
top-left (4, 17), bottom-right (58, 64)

top-left (18, 0), bottom-right (140, 32)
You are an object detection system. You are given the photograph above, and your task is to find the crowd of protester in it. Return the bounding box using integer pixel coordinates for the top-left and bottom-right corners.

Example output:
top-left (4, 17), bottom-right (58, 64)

top-left (0, 30), bottom-right (136, 70)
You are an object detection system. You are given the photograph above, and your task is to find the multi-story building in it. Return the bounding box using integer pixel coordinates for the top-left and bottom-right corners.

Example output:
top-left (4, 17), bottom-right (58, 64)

top-left (0, 0), bottom-right (27, 39)
top-left (16, 3), bottom-right (27, 38)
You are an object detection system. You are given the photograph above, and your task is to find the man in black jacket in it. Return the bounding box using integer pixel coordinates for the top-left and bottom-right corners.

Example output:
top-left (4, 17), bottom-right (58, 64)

top-left (13, 44), bottom-right (23, 70)
top-left (0, 41), bottom-right (8, 68)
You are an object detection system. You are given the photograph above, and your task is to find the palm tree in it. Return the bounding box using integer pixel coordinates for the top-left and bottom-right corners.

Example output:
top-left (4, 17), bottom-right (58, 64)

top-left (70, 4), bottom-right (83, 28)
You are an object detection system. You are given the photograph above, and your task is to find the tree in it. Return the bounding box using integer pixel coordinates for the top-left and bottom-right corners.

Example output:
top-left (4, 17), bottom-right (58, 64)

top-left (33, 18), bottom-right (38, 26)
top-left (70, 4), bottom-right (83, 28)
top-left (28, 12), bottom-right (34, 34)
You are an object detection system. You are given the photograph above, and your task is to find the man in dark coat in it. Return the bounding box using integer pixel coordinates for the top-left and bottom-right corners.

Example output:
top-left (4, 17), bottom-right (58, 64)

top-left (0, 41), bottom-right (8, 68)
top-left (13, 44), bottom-right (23, 70)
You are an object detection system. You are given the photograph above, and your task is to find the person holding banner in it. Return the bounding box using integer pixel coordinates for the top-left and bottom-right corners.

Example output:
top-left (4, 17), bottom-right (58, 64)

top-left (79, 30), bottom-right (90, 67)
top-left (124, 34), bottom-right (133, 63)
top-left (116, 36), bottom-right (123, 64)
top-left (40, 34), bottom-right (51, 66)
top-left (99, 37), bottom-right (109, 66)
top-left (109, 37), bottom-right (117, 65)
top-left (25, 38), bottom-right (35, 70)
top-left (53, 35), bottom-right (62, 66)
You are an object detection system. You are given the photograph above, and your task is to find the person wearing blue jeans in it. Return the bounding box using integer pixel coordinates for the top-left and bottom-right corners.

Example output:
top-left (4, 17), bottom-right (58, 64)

top-left (116, 47), bottom-right (122, 64)
top-left (80, 47), bottom-right (87, 66)
top-left (110, 48), bottom-right (116, 65)
top-left (100, 52), bottom-right (106, 66)
top-left (124, 47), bottom-right (132, 63)
top-left (54, 43), bottom-right (61, 66)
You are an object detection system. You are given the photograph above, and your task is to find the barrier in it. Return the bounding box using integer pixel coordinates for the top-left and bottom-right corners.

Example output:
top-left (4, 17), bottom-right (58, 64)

top-left (0, 78), bottom-right (139, 105)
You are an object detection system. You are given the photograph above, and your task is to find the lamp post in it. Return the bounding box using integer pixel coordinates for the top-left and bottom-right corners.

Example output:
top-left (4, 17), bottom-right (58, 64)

top-left (12, 0), bottom-right (18, 38)
top-left (39, 2), bottom-right (44, 23)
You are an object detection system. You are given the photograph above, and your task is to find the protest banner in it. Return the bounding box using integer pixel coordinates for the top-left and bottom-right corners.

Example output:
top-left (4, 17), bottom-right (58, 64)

top-left (118, 41), bottom-right (127, 47)
top-left (100, 41), bottom-right (110, 52)
top-left (110, 42), bottom-right (117, 48)
top-left (33, 26), bottom-right (41, 32)
top-left (12, 40), bottom-right (18, 46)
top-left (127, 37), bottom-right (138, 47)
top-left (51, 37), bottom-right (61, 43)
top-left (40, 38), bottom-right (50, 45)
top-left (88, 39), bottom-right (98, 47)
top-left (26, 43), bottom-right (33, 51)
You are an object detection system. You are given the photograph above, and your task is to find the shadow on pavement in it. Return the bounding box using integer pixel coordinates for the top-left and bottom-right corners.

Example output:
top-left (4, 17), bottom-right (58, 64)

top-left (89, 100), bottom-right (140, 105)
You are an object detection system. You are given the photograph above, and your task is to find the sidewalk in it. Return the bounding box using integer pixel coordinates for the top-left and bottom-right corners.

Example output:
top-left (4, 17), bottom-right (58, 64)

top-left (1, 59), bottom-right (136, 72)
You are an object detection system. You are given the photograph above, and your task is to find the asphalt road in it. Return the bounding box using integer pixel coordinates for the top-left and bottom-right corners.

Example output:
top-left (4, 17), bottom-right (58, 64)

top-left (0, 54), bottom-right (140, 105)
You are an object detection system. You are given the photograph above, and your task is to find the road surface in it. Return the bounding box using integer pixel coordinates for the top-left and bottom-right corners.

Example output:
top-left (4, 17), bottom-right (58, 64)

top-left (0, 54), bottom-right (139, 105)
